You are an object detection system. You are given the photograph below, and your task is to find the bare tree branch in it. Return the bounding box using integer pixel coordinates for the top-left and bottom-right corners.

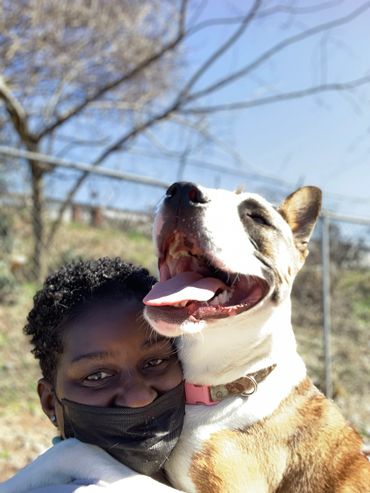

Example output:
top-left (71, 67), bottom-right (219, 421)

top-left (186, 0), bottom-right (345, 37)
top-left (42, 63), bottom-right (86, 126)
top-left (1, 0), bottom-right (184, 278)
top-left (142, 113), bottom-right (264, 177)
top-left (46, 104), bottom-right (178, 245)
top-left (0, 76), bottom-right (34, 144)
top-left (129, 141), bottom-right (293, 189)
top-left (180, 75), bottom-right (370, 114)
top-left (257, 0), bottom-right (346, 17)
top-left (184, 1), bottom-right (370, 104)
top-left (54, 135), bottom-right (112, 158)
top-left (56, 134), bottom-right (111, 147)
top-left (177, 0), bottom-right (262, 100)
top-left (36, 4), bottom-right (188, 142)
top-left (179, 0), bottom-right (189, 36)
top-left (168, 113), bottom-right (260, 172)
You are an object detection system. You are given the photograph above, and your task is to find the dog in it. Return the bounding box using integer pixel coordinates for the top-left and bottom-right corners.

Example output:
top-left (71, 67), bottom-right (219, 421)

top-left (143, 182), bottom-right (370, 493)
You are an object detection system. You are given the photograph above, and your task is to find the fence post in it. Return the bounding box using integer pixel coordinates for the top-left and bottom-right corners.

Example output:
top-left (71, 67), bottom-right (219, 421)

top-left (321, 213), bottom-right (333, 399)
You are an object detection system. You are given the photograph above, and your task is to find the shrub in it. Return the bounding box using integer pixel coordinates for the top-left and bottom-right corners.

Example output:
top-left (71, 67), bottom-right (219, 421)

top-left (0, 211), bottom-right (13, 258)
top-left (48, 249), bottom-right (90, 274)
top-left (0, 260), bottom-right (17, 304)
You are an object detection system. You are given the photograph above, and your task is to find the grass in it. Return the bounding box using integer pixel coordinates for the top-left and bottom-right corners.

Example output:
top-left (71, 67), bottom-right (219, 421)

top-left (51, 221), bottom-right (156, 273)
top-left (0, 218), bottom-right (369, 479)
top-left (292, 265), bottom-right (370, 441)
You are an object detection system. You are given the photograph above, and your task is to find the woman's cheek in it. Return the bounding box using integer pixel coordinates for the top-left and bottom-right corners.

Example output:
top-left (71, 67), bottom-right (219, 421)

top-left (161, 360), bottom-right (183, 390)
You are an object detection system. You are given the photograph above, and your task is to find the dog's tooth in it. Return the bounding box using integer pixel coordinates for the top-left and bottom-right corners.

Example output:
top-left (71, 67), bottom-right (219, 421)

top-left (220, 291), bottom-right (229, 303)
top-left (215, 293), bottom-right (224, 305)
top-left (218, 292), bottom-right (226, 304)
top-left (210, 291), bottom-right (224, 306)
top-left (209, 289), bottom-right (233, 306)
top-left (209, 296), bottom-right (217, 306)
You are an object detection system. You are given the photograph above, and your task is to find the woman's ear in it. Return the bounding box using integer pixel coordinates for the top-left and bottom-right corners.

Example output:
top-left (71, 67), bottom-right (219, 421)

top-left (37, 378), bottom-right (58, 427)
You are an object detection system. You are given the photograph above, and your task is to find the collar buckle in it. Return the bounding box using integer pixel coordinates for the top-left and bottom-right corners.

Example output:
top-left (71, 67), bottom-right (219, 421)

top-left (184, 382), bottom-right (218, 406)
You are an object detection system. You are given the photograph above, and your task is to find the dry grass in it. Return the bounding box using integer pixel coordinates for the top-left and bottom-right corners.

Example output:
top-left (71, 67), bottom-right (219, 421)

top-left (0, 220), bottom-right (368, 480)
top-left (0, 285), bottom-right (56, 480)
top-left (292, 266), bottom-right (370, 438)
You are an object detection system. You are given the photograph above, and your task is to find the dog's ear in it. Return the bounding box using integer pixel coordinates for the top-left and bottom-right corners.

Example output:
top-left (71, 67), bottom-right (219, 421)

top-left (278, 186), bottom-right (322, 255)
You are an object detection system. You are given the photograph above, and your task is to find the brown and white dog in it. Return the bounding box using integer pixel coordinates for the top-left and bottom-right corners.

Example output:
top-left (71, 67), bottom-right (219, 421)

top-left (144, 182), bottom-right (370, 493)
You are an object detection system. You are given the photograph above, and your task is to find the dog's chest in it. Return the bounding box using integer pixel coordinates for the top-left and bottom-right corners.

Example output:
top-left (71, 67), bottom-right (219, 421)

top-left (165, 397), bottom-right (288, 493)
top-left (165, 378), bottom-right (370, 493)
top-left (164, 399), bottom-right (244, 493)
top-left (164, 377), bottom-right (297, 492)
top-left (165, 355), bottom-right (308, 492)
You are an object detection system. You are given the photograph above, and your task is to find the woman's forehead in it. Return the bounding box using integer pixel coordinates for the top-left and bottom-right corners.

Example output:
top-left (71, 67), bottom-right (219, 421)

top-left (62, 299), bottom-right (151, 347)
top-left (67, 296), bottom-right (144, 323)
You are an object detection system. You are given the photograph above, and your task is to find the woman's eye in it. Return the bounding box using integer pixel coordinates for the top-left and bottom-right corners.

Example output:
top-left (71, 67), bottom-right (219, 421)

top-left (85, 371), bottom-right (112, 382)
top-left (143, 358), bottom-right (166, 369)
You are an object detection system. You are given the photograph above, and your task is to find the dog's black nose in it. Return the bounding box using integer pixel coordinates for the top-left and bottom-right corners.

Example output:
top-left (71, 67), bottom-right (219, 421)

top-left (165, 182), bottom-right (209, 205)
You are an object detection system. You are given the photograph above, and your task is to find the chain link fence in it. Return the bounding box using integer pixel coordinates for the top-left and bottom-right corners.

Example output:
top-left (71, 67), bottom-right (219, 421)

top-left (0, 159), bottom-right (369, 478)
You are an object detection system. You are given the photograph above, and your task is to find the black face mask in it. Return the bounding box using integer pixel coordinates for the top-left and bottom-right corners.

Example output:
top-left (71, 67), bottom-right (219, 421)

top-left (57, 382), bottom-right (185, 476)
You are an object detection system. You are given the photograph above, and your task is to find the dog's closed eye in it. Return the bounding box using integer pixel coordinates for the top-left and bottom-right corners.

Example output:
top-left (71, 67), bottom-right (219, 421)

top-left (248, 213), bottom-right (270, 227)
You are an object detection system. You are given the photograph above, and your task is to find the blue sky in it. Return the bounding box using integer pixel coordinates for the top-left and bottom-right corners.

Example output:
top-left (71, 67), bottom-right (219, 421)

top-left (176, 0), bottom-right (370, 218)
top-left (37, 1), bottom-right (370, 220)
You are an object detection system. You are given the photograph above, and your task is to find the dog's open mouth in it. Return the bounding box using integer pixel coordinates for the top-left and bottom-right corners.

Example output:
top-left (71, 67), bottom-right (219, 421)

top-left (144, 233), bottom-right (270, 321)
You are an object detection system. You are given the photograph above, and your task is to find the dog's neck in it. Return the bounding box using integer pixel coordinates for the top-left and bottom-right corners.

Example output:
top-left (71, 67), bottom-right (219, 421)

top-left (177, 297), bottom-right (300, 386)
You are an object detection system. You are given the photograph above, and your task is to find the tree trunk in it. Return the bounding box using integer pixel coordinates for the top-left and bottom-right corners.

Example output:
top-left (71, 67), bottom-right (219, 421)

top-left (30, 162), bottom-right (45, 282)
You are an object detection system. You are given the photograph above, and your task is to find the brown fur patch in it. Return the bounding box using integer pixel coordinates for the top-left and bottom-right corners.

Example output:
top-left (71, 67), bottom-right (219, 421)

top-left (189, 378), bottom-right (370, 493)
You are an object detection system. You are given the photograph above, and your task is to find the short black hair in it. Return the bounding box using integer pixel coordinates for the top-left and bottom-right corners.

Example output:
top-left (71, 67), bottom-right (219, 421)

top-left (24, 257), bottom-right (157, 383)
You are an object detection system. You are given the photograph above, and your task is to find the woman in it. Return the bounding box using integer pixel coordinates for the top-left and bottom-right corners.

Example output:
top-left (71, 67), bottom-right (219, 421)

top-left (1, 258), bottom-right (184, 492)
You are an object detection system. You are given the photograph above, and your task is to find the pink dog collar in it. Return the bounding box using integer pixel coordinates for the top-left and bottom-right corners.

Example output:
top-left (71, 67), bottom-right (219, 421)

top-left (185, 382), bottom-right (218, 406)
top-left (184, 364), bottom-right (277, 406)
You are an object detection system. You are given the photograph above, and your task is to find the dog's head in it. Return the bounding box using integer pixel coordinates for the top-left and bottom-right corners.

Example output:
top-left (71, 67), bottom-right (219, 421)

top-left (144, 182), bottom-right (321, 337)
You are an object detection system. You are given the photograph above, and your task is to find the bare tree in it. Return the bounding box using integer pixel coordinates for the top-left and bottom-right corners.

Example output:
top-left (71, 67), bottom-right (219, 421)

top-left (0, 0), bottom-right (184, 279)
top-left (1, 0), bottom-right (370, 279)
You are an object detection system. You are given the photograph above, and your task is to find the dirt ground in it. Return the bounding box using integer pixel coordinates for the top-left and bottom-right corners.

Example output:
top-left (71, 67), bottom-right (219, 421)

top-left (0, 412), bottom-right (54, 481)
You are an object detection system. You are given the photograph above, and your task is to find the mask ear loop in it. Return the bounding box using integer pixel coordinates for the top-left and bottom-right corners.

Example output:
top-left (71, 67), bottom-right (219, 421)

top-left (51, 388), bottom-right (63, 427)
top-left (52, 388), bottom-right (64, 406)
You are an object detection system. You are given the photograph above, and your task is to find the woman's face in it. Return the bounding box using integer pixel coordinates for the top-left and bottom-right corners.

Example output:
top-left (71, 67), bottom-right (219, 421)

top-left (38, 298), bottom-right (182, 437)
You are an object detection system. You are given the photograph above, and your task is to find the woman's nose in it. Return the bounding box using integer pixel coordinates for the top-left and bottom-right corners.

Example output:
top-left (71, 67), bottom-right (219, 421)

top-left (114, 374), bottom-right (157, 408)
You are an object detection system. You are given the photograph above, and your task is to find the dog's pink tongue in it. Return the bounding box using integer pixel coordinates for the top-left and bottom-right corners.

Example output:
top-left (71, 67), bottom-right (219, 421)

top-left (143, 271), bottom-right (226, 307)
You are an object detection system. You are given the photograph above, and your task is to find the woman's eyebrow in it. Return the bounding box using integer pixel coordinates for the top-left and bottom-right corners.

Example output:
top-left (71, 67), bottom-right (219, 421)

top-left (71, 350), bottom-right (115, 364)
